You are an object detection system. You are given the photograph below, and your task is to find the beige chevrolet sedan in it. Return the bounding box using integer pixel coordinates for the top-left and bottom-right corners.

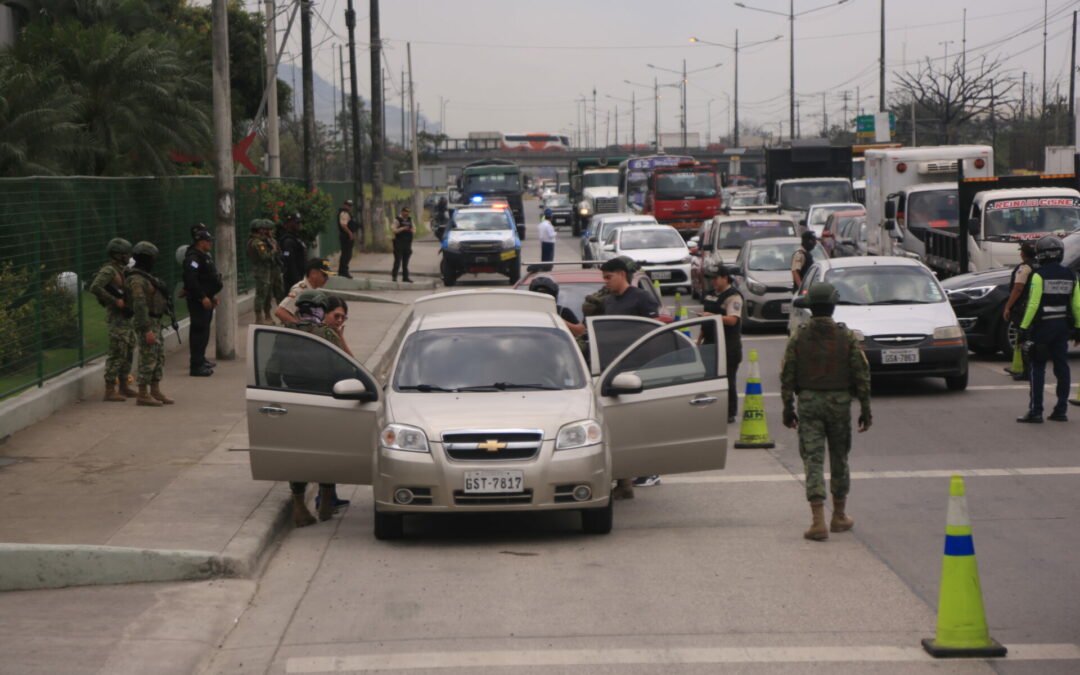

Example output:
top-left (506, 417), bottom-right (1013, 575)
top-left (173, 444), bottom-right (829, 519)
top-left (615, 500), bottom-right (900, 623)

top-left (245, 290), bottom-right (729, 539)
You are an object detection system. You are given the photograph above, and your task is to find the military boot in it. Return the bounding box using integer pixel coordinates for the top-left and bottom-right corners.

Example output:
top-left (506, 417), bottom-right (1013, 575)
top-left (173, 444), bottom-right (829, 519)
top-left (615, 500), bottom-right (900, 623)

top-left (118, 376), bottom-right (138, 398)
top-left (292, 493), bottom-right (317, 528)
top-left (150, 381), bottom-right (174, 405)
top-left (804, 499), bottom-right (829, 541)
top-left (317, 485), bottom-right (336, 521)
top-left (136, 384), bottom-right (163, 407)
top-left (103, 380), bottom-right (126, 402)
top-left (830, 497), bottom-right (854, 532)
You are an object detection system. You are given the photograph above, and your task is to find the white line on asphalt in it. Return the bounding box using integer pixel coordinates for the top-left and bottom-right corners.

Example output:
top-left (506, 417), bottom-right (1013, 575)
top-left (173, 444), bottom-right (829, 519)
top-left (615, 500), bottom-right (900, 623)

top-left (664, 466), bottom-right (1080, 485)
top-left (285, 643), bottom-right (1080, 672)
top-left (739, 383), bottom-right (1032, 398)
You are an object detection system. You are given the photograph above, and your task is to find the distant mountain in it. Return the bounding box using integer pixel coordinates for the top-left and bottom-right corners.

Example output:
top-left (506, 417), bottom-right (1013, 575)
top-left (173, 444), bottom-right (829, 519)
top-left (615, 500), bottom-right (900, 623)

top-left (278, 63), bottom-right (435, 141)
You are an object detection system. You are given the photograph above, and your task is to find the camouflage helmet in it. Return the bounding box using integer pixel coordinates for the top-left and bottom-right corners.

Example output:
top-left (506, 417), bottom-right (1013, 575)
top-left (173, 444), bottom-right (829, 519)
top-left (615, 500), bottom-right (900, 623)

top-left (804, 281), bottom-right (839, 307)
top-left (295, 289), bottom-right (331, 311)
top-left (132, 241), bottom-right (159, 258)
top-left (250, 218), bottom-right (274, 231)
top-left (106, 237), bottom-right (133, 256)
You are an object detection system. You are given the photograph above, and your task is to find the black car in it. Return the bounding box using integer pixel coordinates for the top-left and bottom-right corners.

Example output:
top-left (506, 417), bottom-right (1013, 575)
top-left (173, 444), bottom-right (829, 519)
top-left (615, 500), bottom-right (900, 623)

top-left (941, 232), bottom-right (1080, 356)
top-left (542, 195), bottom-right (575, 230)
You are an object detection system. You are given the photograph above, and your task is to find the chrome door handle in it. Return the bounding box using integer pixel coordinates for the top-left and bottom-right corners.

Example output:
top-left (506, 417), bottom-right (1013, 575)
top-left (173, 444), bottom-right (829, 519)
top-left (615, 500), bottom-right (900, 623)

top-left (689, 396), bottom-right (718, 406)
top-left (258, 406), bottom-right (288, 416)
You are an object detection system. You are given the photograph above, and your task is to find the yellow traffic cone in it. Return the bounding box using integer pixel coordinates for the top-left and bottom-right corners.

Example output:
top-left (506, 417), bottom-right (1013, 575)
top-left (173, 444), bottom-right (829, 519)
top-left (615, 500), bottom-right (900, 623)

top-left (1069, 382), bottom-right (1080, 407)
top-left (1006, 345), bottom-right (1023, 376)
top-left (733, 349), bottom-right (775, 449)
top-left (922, 475), bottom-right (1007, 659)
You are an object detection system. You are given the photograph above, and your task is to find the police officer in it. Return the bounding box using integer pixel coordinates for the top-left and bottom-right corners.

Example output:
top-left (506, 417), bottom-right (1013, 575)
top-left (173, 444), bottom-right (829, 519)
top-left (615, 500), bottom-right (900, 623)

top-left (125, 242), bottom-right (174, 406)
top-left (700, 263), bottom-right (743, 423)
top-left (278, 212), bottom-right (307, 290)
top-left (337, 199), bottom-right (358, 278)
top-left (1003, 241), bottom-right (1038, 380)
top-left (538, 208), bottom-right (557, 270)
top-left (1016, 235), bottom-right (1080, 423)
top-left (89, 238), bottom-right (137, 402)
top-left (780, 282), bottom-right (871, 541)
top-left (528, 275), bottom-right (583, 333)
top-left (275, 257), bottom-right (331, 324)
top-left (247, 219), bottom-right (284, 325)
top-left (391, 207), bottom-right (415, 283)
top-left (183, 229), bottom-right (222, 377)
top-left (791, 231), bottom-right (817, 289)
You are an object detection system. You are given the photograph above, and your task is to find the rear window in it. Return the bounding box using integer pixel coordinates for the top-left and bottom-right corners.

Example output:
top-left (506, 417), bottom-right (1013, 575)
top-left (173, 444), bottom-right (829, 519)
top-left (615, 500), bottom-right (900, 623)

top-left (716, 220), bottom-right (796, 249)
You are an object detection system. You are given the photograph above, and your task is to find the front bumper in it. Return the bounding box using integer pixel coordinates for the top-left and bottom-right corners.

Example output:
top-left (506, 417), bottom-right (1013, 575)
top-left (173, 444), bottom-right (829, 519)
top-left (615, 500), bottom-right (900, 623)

top-left (374, 441), bottom-right (610, 513)
top-left (742, 289), bottom-right (795, 326)
top-left (550, 212), bottom-right (573, 227)
top-left (861, 340), bottom-right (968, 378)
top-left (947, 292), bottom-right (1008, 353)
top-left (642, 263), bottom-right (691, 289)
top-left (443, 248), bottom-right (519, 275)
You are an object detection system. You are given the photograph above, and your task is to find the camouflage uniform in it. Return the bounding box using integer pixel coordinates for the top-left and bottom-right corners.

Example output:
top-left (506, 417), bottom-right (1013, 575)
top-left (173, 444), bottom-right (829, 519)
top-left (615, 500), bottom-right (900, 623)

top-left (126, 269), bottom-right (168, 386)
top-left (89, 260), bottom-right (135, 389)
top-left (780, 316), bottom-right (871, 502)
top-left (247, 224), bottom-right (285, 322)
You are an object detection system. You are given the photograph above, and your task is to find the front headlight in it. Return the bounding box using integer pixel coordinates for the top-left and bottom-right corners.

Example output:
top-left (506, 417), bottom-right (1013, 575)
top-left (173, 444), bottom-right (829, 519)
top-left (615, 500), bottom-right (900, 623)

top-left (933, 325), bottom-right (965, 339)
top-left (947, 285), bottom-right (995, 300)
top-left (445, 238), bottom-right (462, 253)
top-left (679, 256), bottom-right (692, 264)
top-left (746, 277), bottom-right (767, 295)
top-left (579, 207), bottom-right (591, 216)
top-left (380, 424), bottom-right (430, 453)
top-left (555, 419), bottom-right (603, 450)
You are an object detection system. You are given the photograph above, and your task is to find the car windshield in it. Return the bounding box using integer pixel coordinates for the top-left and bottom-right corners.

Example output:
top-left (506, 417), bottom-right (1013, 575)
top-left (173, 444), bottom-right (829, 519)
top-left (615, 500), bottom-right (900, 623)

top-left (747, 242), bottom-right (825, 271)
top-left (463, 172), bottom-right (520, 192)
top-left (545, 195), bottom-right (570, 208)
top-left (730, 191), bottom-right (765, 207)
top-left (583, 172), bottom-right (620, 188)
top-left (906, 190), bottom-right (959, 230)
top-left (655, 171), bottom-right (718, 200)
top-left (809, 205), bottom-right (860, 226)
top-left (825, 266), bottom-right (945, 305)
top-left (982, 198), bottom-right (1080, 240)
top-left (716, 220), bottom-right (796, 249)
top-left (453, 210), bottom-right (510, 231)
top-left (779, 181), bottom-right (852, 211)
top-left (394, 327), bottom-right (586, 392)
top-left (620, 229), bottom-right (686, 250)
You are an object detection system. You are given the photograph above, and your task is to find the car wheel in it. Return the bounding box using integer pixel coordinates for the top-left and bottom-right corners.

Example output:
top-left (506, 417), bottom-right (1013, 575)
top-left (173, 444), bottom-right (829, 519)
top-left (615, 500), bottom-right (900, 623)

top-left (581, 498), bottom-right (613, 535)
top-left (440, 259), bottom-right (457, 287)
top-left (945, 370), bottom-right (969, 392)
top-left (572, 223), bottom-right (581, 237)
top-left (373, 506), bottom-right (404, 540)
top-left (998, 318), bottom-right (1018, 358)
top-left (507, 257), bottom-right (522, 285)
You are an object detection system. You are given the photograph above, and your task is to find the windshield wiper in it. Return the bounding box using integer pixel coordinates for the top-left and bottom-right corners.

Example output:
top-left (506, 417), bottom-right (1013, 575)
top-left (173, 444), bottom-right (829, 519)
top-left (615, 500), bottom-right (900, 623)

top-left (456, 382), bottom-right (561, 392)
top-left (398, 384), bottom-right (455, 392)
top-left (868, 299), bottom-right (933, 305)
top-left (835, 300), bottom-right (863, 305)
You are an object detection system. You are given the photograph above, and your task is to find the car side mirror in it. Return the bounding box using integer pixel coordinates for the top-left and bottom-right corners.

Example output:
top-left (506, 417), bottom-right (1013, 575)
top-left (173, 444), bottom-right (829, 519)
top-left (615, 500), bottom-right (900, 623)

top-left (605, 371), bottom-right (643, 396)
top-left (701, 242), bottom-right (714, 252)
top-left (968, 217), bottom-right (981, 237)
top-left (884, 218), bottom-right (896, 231)
top-left (792, 295), bottom-right (809, 309)
top-left (332, 378), bottom-right (378, 402)
top-left (884, 201), bottom-right (896, 219)
top-left (603, 244), bottom-right (616, 252)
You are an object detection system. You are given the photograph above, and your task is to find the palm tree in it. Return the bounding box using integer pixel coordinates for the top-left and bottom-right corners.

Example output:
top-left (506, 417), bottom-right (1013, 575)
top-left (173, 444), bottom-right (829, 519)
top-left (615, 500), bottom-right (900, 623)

top-left (0, 57), bottom-right (81, 176)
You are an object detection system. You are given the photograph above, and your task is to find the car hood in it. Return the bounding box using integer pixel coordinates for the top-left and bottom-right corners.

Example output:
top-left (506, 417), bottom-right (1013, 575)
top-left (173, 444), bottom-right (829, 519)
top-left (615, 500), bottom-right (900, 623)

top-left (743, 269), bottom-right (793, 287)
top-left (833, 302), bottom-right (959, 336)
top-left (584, 187), bottom-right (618, 199)
top-left (386, 388), bottom-right (595, 440)
top-left (622, 248), bottom-right (689, 264)
top-left (939, 266), bottom-right (1012, 289)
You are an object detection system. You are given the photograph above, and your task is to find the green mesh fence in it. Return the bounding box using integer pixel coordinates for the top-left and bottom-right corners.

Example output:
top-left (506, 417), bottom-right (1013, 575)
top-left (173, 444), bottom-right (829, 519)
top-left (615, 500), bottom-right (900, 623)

top-left (0, 175), bottom-right (342, 400)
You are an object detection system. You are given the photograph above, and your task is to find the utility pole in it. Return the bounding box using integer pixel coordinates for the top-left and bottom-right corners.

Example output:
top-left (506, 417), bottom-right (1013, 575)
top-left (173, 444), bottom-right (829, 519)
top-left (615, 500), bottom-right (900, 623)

top-left (264, 0), bottom-right (280, 177)
top-left (300, 0), bottom-right (316, 190)
top-left (1043, 0), bottom-right (1048, 118)
top-left (962, 7), bottom-right (967, 78)
top-left (1071, 10), bottom-right (1077, 145)
top-left (401, 71), bottom-right (405, 149)
top-left (211, 0), bottom-right (236, 360)
top-left (345, 0), bottom-right (366, 248)
top-left (613, 106), bottom-right (618, 147)
top-left (408, 42), bottom-right (421, 223)
top-left (339, 45), bottom-right (349, 177)
top-left (1021, 72), bottom-right (1027, 121)
top-left (734, 30), bottom-right (741, 146)
top-left (795, 98), bottom-right (801, 138)
top-left (654, 78), bottom-right (660, 150)
top-left (631, 91), bottom-right (636, 149)
top-left (841, 90), bottom-right (849, 130)
top-left (370, 0), bottom-right (386, 249)
top-left (592, 87), bottom-right (597, 149)
top-left (681, 59), bottom-right (688, 148)
top-left (789, 0), bottom-right (795, 141)
top-left (822, 92), bottom-right (828, 136)
top-left (879, 0), bottom-right (886, 111)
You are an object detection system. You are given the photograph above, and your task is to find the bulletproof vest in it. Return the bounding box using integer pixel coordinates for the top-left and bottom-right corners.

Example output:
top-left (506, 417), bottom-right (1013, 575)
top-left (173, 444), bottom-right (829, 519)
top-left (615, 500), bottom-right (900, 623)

top-left (1009, 261), bottom-right (1036, 316)
top-left (798, 246), bottom-right (814, 281)
top-left (714, 286), bottom-right (743, 356)
top-left (246, 235), bottom-right (261, 263)
top-left (130, 269), bottom-right (168, 316)
top-left (1032, 263), bottom-right (1078, 325)
top-left (794, 319), bottom-right (851, 391)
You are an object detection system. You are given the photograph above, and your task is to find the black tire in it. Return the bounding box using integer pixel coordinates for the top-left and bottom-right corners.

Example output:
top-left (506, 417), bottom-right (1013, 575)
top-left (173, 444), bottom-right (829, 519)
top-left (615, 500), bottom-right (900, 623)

top-left (945, 369), bottom-right (969, 392)
top-left (373, 506), bottom-right (404, 540)
top-left (572, 222), bottom-right (581, 237)
top-left (581, 498), bottom-right (613, 534)
top-left (440, 258), bottom-right (457, 287)
top-left (507, 256), bottom-right (522, 285)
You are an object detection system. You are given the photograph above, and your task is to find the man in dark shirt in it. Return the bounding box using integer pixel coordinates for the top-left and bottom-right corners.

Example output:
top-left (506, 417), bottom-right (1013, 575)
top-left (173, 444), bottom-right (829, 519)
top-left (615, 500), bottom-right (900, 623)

top-left (182, 229), bottom-right (223, 377)
top-left (278, 212), bottom-right (307, 290)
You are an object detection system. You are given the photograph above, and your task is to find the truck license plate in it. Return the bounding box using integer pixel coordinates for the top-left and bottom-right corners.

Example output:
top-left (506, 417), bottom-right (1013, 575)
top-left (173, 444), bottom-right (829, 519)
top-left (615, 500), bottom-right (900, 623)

top-left (473, 255), bottom-right (489, 264)
top-left (780, 303), bottom-right (791, 314)
top-left (651, 271), bottom-right (672, 280)
top-left (881, 348), bottom-right (919, 364)
top-left (464, 470), bottom-right (524, 494)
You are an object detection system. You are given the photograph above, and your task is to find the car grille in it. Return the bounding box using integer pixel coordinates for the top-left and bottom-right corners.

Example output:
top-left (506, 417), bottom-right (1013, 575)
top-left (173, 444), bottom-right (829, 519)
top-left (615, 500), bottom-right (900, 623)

top-left (765, 285), bottom-right (792, 293)
top-left (594, 197), bottom-right (619, 213)
top-left (441, 430), bottom-right (543, 462)
top-left (453, 489), bottom-right (533, 505)
top-left (868, 334), bottom-right (928, 347)
top-left (460, 242), bottom-right (500, 253)
top-left (761, 300), bottom-right (790, 321)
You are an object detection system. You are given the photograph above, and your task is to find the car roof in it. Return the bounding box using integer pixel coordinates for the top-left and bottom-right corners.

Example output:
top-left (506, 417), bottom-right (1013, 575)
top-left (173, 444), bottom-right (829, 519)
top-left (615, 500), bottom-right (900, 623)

top-left (454, 206), bottom-right (510, 216)
top-left (517, 268), bottom-right (653, 287)
top-left (819, 256), bottom-right (927, 270)
top-left (809, 203), bottom-right (863, 211)
top-left (825, 210), bottom-right (866, 221)
top-left (711, 214), bottom-right (797, 224)
top-left (615, 224), bottom-right (682, 235)
top-left (744, 236), bottom-right (802, 247)
top-left (412, 290), bottom-right (561, 330)
top-left (973, 187), bottom-right (1080, 206)
top-left (591, 213), bottom-right (656, 223)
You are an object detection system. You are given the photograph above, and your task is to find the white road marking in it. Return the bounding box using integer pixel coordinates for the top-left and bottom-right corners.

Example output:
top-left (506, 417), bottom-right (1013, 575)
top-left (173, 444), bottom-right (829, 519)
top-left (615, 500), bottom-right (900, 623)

top-left (665, 466), bottom-right (1080, 485)
top-left (739, 384), bottom-right (1033, 398)
top-left (286, 643), bottom-right (1080, 672)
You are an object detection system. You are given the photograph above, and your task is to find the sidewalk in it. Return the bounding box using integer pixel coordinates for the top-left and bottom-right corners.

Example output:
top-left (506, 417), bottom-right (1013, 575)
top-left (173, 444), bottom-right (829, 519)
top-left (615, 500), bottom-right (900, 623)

top-left (0, 247), bottom-right (441, 672)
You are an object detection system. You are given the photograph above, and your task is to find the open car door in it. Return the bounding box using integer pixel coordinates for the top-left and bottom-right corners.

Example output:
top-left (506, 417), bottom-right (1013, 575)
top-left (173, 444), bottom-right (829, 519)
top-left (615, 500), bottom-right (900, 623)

top-left (596, 316), bottom-right (728, 478)
top-left (585, 315), bottom-right (663, 377)
top-left (244, 325), bottom-right (380, 485)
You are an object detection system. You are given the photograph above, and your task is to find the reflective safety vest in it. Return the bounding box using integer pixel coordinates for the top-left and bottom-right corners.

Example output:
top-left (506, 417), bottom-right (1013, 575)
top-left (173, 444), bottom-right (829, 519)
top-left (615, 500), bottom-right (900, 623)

top-left (1021, 262), bottom-right (1080, 333)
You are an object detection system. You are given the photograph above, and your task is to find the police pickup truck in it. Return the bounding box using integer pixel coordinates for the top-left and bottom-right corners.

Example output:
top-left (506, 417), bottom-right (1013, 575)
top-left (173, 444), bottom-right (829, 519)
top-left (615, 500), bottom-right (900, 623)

top-left (440, 203), bottom-right (522, 286)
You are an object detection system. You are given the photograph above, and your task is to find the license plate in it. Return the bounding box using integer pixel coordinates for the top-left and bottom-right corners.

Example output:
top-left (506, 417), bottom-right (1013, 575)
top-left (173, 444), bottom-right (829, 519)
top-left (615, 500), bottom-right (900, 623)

top-left (651, 271), bottom-right (672, 280)
top-left (473, 255), bottom-right (489, 264)
top-left (780, 303), bottom-right (791, 314)
top-left (499, 250), bottom-right (517, 261)
top-left (881, 348), bottom-right (919, 364)
top-left (464, 470), bottom-right (524, 494)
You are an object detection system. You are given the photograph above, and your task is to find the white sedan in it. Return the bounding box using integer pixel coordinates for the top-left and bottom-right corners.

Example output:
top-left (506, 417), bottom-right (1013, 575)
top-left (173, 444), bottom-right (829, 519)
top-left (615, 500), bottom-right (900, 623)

top-left (600, 225), bottom-right (692, 292)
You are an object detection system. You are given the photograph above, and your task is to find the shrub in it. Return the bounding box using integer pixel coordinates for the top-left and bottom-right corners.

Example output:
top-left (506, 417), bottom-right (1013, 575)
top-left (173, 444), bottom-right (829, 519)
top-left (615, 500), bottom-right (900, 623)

top-left (249, 181), bottom-right (335, 246)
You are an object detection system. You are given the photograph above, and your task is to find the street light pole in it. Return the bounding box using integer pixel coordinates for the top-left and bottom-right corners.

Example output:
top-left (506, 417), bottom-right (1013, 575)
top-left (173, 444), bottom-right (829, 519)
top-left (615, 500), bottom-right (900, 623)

top-left (691, 31), bottom-right (780, 147)
top-left (682, 59), bottom-right (688, 148)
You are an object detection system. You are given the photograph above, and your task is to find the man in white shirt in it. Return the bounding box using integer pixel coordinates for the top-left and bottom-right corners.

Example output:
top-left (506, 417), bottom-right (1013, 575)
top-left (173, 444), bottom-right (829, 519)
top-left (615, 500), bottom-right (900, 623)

top-left (538, 208), bottom-right (557, 271)
top-left (275, 258), bottom-right (331, 324)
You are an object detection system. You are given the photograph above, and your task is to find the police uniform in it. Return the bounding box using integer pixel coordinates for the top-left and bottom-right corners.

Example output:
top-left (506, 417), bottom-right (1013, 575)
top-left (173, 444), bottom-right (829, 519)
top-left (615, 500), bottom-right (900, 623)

top-left (703, 286), bottom-right (743, 421)
top-left (1018, 253), bottom-right (1080, 421)
top-left (89, 256), bottom-right (135, 399)
top-left (791, 246), bottom-right (813, 286)
top-left (392, 212), bottom-right (414, 282)
top-left (278, 225), bottom-right (307, 289)
top-left (182, 238), bottom-right (223, 376)
top-left (780, 283), bottom-right (871, 541)
top-left (337, 204), bottom-right (357, 277)
top-left (1005, 257), bottom-right (1037, 378)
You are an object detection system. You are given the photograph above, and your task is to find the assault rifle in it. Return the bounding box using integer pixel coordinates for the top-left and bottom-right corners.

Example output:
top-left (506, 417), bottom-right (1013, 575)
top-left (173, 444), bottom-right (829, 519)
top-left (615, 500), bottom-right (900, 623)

top-left (129, 269), bottom-right (181, 344)
top-left (103, 284), bottom-right (135, 318)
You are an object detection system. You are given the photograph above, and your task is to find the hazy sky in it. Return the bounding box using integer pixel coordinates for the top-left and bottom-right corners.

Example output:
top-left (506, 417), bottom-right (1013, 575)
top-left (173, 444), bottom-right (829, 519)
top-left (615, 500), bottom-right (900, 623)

top-left (274, 0), bottom-right (1080, 142)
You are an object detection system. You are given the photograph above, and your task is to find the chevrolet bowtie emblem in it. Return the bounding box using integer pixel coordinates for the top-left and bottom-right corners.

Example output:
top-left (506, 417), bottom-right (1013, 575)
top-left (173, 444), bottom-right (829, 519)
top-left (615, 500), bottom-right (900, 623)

top-left (477, 440), bottom-right (507, 452)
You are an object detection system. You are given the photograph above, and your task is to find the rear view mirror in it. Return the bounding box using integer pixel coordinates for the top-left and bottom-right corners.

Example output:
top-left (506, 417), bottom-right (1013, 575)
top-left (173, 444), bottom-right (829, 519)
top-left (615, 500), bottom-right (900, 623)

top-left (884, 200), bottom-right (896, 219)
top-left (333, 378), bottom-right (378, 402)
top-left (968, 217), bottom-right (981, 237)
top-left (884, 219), bottom-right (896, 231)
top-left (606, 372), bottom-right (644, 396)
top-left (603, 244), bottom-right (616, 252)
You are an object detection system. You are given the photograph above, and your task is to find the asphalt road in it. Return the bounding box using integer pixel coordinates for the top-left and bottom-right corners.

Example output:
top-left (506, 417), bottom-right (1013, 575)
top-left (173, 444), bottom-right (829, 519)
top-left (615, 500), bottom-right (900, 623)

top-left (204, 201), bottom-right (1080, 674)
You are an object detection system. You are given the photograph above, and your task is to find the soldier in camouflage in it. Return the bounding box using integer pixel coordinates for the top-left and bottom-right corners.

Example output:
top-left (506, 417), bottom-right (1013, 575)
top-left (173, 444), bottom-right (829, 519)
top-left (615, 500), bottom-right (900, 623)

top-left (89, 238), bottom-right (138, 402)
top-left (125, 241), bottom-right (175, 407)
top-left (780, 282), bottom-right (871, 541)
top-left (247, 219), bottom-right (285, 325)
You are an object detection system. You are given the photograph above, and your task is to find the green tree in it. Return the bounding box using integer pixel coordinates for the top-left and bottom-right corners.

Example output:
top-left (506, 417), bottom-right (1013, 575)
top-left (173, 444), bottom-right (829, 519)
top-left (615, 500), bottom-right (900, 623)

top-left (0, 56), bottom-right (81, 176)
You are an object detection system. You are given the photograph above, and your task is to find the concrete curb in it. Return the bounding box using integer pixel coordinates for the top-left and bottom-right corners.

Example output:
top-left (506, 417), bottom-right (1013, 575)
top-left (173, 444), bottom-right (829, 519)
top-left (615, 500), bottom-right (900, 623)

top-left (0, 292), bottom-right (255, 442)
top-left (326, 275), bottom-right (437, 292)
top-left (327, 290), bottom-right (407, 305)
